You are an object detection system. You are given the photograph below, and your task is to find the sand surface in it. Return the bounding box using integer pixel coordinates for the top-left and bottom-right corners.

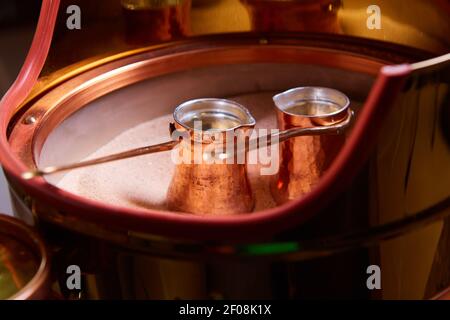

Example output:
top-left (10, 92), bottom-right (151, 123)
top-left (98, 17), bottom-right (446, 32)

top-left (55, 92), bottom-right (279, 213)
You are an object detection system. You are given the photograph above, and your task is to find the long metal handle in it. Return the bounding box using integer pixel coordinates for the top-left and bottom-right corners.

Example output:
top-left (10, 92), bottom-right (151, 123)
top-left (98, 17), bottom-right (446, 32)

top-left (247, 109), bottom-right (354, 152)
top-left (22, 140), bottom-right (179, 179)
top-left (21, 110), bottom-right (352, 179)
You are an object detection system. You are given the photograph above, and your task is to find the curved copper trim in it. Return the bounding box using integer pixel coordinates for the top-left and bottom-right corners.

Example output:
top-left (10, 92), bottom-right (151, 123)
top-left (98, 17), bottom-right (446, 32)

top-left (103, 193), bottom-right (450, 260)
top-left (0, 215), bottom-right (51, 300)
top-left (433, 286), bottom-right (450, 300)
top-left (16, 45), bottom-right (384, 164)
top-left (0, 0), bottom-right (59, 180)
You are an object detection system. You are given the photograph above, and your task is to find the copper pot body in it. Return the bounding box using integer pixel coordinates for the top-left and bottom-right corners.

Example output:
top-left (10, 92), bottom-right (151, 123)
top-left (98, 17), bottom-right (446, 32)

top-left (167, 99), bottom-right (256, 215)
top-left (167, 159), bottom-right (255, 215)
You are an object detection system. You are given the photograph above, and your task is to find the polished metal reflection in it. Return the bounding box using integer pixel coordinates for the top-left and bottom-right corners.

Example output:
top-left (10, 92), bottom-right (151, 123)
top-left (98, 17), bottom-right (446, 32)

top-left (271, 87), bottom-right (350, 203)
top-left (167, 98), bottom-right (256, 215)
top-left (122, 0), bottom-right (191, 43)
top-left (172, 98), bottom-right (256, 142)
top-left (241, 0), bottom-right (342, 33)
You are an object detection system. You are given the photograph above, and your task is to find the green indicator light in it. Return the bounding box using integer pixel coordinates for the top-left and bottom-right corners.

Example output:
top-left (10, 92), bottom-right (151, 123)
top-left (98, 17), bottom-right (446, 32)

top-left (243, 242), bottom-right (299, 255)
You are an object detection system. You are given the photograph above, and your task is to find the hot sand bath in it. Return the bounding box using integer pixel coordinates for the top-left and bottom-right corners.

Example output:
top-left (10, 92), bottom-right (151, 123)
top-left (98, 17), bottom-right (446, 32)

top-left (53, 92), bottom-right (279, 213)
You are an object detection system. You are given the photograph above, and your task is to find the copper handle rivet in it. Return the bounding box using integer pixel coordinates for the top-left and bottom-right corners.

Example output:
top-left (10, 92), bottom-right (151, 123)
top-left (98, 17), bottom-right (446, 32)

top-left (23, 115), bottom-right (37, 125)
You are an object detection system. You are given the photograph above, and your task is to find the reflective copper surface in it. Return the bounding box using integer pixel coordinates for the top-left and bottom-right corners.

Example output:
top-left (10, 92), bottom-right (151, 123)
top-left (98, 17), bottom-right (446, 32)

top-left (271, 87), bottom-right (350, 203)
top-left (122, 0), bottom-right (191, 44)
top-left (0, 214), bottom-right (50, 300)
top-left (241, 0), bottom-right (342, 33)
top-left (167, 98), bottom-right (255, 215)
top-left (38, 0), bottom-right (448, 76)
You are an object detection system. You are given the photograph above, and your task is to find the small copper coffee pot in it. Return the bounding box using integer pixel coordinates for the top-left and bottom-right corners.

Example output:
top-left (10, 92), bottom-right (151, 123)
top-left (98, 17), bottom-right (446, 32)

top-left (167, 98), bottom-right (256, 215)
top-left (271, 87), bottom-right (351, 204)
